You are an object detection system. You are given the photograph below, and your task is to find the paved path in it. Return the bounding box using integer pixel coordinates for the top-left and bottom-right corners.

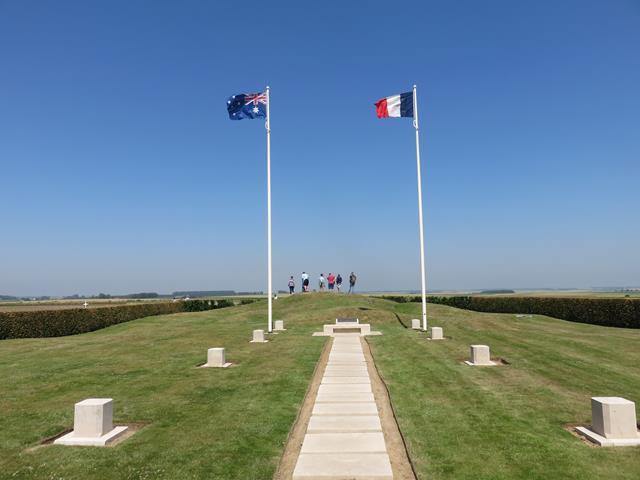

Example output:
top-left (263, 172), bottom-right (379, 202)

top-left (293, 334), bottom-right (393, 479)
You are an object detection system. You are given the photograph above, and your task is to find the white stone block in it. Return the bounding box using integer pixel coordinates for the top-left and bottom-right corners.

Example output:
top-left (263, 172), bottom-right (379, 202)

top-left (204, 347), bottom-right (231, 368)
top-left (75, 398), bottom-right (112, 437)
top-left (250, 329), bottom-right (267, 343)
top-left (592, 397), bottom-right (638, 439)
top-left (307, 414), bottom-right (381, 433)
top-left (431, 326), bottom-right (443, 340)
top-left (293, 453), bottom-right (392, 479)
top-left (312, 402), bottom-right (379, 416)
top-left (465, 345), bottom-right (495, 366)
top-left (300, 432), bottom-right (387, 453)
top-left (274, 320), bottom-right (285, 331)
top-left (54, 398), bottom-right (128, 446)
top-left (576, 397), bottom-right (640, 446)
top-left (411, 319), bottom-right (421, 329)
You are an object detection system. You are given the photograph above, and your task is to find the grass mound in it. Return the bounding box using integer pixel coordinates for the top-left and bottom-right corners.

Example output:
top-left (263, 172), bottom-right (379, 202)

top-left (1, 293), bottom-right (639, 479)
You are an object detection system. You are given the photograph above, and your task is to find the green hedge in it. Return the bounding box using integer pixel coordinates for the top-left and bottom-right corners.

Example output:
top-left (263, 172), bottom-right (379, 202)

top-left (381, 295), bottom-right (640, 329)
top-left (0, 299), bottom-right (239, 340)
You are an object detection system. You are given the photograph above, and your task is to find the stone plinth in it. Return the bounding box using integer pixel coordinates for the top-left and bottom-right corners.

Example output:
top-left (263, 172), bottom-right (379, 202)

top-left (431, 327), bottom-right (443, 340)
top-left (464, 345), bottom-right (496, 366)
top-left (322, 323), bottom-right (372, 336)
top-left (203, 347), bottom-right (231, 368)
top-left (250, 329), bottom-right (268, 343)
top-left (411, 319), bottom-right (421, 329)
top-left (274, 320), bottom-right (285, 331)
top-left (54, 398), bottom-right (128, 446)
top-left (576, 397), bottom-right (640, 446)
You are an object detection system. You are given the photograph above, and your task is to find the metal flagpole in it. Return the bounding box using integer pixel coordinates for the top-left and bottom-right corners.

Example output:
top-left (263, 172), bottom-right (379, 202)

top-left (413, 84), bottom-right (428, 331)
top-left (266, 86), bottom-right (273, 333)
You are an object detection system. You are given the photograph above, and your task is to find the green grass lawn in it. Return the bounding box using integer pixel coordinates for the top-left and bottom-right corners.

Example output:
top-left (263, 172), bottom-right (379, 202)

top-left (1, 293), bottom-right (639, 479)
top-left (371, 301), bottom-right (640, 480)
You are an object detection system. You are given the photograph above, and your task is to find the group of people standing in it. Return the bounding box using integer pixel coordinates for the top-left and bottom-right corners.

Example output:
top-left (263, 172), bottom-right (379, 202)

top-left (288, 272), bottom-right (357, 294)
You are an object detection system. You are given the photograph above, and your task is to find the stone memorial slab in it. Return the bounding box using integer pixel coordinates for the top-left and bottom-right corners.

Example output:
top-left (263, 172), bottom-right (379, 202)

top-left (465, 344), bottom-right (496, 366)
top-left (576, 397), bottom-right (640, 446)
top-left (431, 326), bottom-right (444, 340)
top-left (250, 329), bottom-right (268, 343)
top-left (203, 347), bottom-right (232, 368)
top-left (54, 398), bottom-right (128, 446)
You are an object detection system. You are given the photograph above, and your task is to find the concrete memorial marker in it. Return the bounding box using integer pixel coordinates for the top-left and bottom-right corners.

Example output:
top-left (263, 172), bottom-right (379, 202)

top-left (411, 318), bottom-right (421, 329)
top-left (464, 344), bottom-right (496, 366)
top-left (250, 329), bottom-right (268, 343)
top-left (203, 347), bottom-right (232, 368)
top-left (274, 320), bottom-right (285, 331)
top-left (431, 326), bottom-right (443, 340)
top-left (54, 398), bottom-right (128, 446)
top-left (576, 397), bottom-right (640, 446)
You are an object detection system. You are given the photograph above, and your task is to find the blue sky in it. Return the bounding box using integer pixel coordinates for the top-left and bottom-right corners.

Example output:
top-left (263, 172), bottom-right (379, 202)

top-left (1, 1), bottom-right (639, 296)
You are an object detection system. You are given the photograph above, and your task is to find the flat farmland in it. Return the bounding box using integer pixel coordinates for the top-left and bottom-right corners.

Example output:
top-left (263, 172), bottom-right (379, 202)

top-left (0, 300), bottom-right (162, 312)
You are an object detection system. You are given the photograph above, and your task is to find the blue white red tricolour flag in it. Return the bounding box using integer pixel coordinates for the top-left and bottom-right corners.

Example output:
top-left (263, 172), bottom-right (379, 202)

top-left (375, 92), bottom-right (413, 118)
top-left (227, 92), bottom-right (267, 120)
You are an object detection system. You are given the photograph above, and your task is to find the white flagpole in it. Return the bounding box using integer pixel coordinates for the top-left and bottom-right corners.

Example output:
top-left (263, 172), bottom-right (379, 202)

top-left (266, 86), bottom-right (273, 333)
top-left (413, 84), bottom-right (428, 331)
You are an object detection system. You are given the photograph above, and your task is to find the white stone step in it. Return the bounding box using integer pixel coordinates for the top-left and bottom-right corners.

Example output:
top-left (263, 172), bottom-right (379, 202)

top-left (292, 453), bottom-right (392, 479)
top-left (329, 353), bottom-right (365, 361)
top-left (312, 402), bottom-right (379, 416)
top-left (315, 393), bottom-right (375, 403)
top-left (300, 432), bottom-right (387, 453)
top-left (323, 369), bottom-right (369, 377)
top-left (321, 376), bottom-right (371, 384)
top-left (318, 384), bottom-right (372, 394)
top-left (307, 415), bottom-right (382, 433)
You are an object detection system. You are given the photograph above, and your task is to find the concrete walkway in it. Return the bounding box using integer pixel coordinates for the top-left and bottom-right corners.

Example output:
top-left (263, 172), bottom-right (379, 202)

top-left (293, 334), bottom-right (393, 479)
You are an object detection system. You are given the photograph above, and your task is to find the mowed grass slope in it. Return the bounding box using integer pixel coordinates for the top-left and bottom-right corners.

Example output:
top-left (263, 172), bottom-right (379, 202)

top-left (1, 293), bottom-right (639, 479)
top-left (0, 296), bottom-right (338, 480)
top-left (370, 302), bottom-right (640, 480)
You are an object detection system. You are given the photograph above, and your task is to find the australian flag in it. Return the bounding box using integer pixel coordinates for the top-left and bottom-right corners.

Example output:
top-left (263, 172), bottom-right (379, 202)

top-left (227, 92), bottom-right (267, 120)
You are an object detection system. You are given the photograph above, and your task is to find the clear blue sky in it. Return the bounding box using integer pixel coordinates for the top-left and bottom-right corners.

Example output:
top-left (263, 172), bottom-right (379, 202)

top-left (1, 1), bottom-right (639, 296)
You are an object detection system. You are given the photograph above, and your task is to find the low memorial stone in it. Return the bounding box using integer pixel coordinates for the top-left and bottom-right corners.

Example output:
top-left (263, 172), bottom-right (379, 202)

top-left (274, 320), bottom-right (285, 331)
top-left (411, 319), bottom-right (420, 329)
top-left (203, 347), bottom-right (231, 368)
top-left (431, 326), bottom-right (443, 340)
top-left (251, 329), bottom-right (268, 343)
top-left (54, 398), bottom-right (128, 446)
top-left (576, 397), bottom-right (640, 446)
top-left (465, 345), bottom-right (495, 366)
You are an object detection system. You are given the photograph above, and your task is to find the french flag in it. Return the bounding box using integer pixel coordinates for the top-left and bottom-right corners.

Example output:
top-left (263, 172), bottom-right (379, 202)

top-left (375, 91), bottom-right (414, 118)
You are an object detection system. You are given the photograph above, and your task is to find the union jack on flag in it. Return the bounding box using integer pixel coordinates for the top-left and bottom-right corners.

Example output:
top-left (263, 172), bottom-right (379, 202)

top-left (227, 91), bottom-right (267, 120)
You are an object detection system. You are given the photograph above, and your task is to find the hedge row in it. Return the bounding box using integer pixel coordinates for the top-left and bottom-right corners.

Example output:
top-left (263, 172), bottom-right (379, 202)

top-left (0, 299), bottom-right (245, 340)
top-left (381, 295), bottom-right (640, 329)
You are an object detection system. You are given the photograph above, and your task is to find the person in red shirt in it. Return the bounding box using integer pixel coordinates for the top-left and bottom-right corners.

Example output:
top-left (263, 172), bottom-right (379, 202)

top-left (327, 273), bottom-right (336, 291)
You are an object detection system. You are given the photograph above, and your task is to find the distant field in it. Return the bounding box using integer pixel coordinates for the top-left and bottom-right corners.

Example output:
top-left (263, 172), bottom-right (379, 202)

top-left (0, 299), bottom-right (162, 312)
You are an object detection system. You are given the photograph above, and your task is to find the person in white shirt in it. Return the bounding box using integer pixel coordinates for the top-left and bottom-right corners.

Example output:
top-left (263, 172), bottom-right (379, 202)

top-left (301, 271), bottom-right (309, 292)
top-left (318, 273), bottom-right (326, 291)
